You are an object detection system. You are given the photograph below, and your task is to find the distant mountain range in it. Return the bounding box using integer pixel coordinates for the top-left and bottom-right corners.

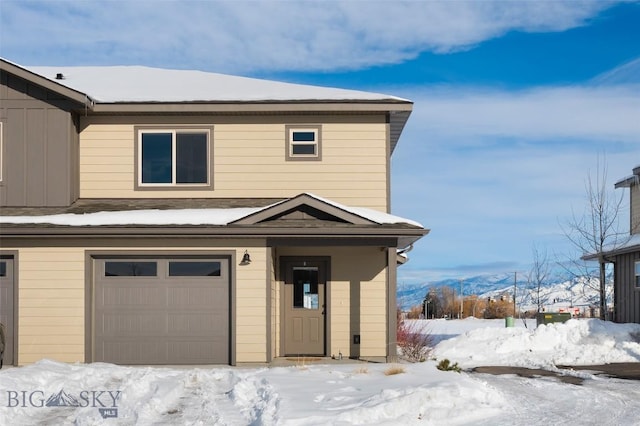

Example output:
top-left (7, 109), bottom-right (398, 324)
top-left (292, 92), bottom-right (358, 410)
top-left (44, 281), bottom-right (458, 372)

top-left (398, 274), bottom-right (612, 313)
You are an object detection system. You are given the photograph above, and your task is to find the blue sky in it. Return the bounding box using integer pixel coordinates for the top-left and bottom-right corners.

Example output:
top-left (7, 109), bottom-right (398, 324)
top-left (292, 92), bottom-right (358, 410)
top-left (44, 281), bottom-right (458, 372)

top-left (2, 1), bottom-right (639, 284)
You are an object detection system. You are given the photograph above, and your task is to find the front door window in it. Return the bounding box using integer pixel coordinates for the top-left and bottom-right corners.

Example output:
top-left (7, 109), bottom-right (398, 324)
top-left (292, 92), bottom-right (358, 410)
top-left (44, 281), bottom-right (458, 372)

top-left (293, 267), bottom-right (319, 310)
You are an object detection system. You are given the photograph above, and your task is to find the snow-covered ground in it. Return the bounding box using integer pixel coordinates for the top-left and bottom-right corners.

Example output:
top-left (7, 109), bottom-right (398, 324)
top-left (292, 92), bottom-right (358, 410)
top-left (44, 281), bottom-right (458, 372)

top-left (1, 319), bottom-right (639, 425)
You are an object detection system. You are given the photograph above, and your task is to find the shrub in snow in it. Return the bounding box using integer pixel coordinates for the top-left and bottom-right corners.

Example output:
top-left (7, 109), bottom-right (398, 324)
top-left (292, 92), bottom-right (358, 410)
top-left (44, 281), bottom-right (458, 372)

top-left (396, 317), bottom-right (433, 362)
top-left (436, 359), bottom-right (461, 373)
top-left (384, 365), bottom-right (406, 376)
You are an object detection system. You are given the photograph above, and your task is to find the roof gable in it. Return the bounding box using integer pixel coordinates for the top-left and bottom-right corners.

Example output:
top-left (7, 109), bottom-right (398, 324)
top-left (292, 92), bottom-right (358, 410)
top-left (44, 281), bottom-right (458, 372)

top-left (230, 193), bottom-right (377, 226)
top-left (0, 58), bottom-right (93, 108)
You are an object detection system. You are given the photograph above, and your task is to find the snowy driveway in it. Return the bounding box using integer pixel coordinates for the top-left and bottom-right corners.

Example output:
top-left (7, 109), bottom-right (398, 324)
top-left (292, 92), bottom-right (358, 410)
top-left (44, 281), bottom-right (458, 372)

top-left (1, 318), bottom-right (639, 425)
top-left (1, 359), bottom-right (640, 425)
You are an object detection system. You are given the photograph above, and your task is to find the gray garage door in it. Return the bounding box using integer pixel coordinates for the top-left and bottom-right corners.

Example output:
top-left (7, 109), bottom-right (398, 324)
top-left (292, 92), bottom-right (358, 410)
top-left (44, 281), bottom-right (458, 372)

top-left (94, 257), bottom-right (229, 365)
top-left (0, 257), bottom-right (14, 366)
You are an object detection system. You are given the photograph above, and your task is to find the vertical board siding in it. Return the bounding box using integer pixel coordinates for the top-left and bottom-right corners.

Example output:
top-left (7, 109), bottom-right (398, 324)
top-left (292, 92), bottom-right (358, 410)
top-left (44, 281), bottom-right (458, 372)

top-left (79, 117), bottom-right (389, 211)
top-left (615, 252), bottom-right (640, 324)
top-left (1, 76), bottom-right (75, 207)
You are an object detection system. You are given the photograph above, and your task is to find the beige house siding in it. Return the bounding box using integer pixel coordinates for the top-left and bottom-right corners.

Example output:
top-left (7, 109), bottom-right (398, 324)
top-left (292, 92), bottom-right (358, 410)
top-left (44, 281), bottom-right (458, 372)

top-left (269, 249), bottom-right (280, 360)
top-left (4, 240), bottom-right (269, 365)
top-left (14, 247), bottom-right (85, 364)
top-left (334, 248), bottom-right (387, 359)
top-left (79, 115), bottom-right (389, 211)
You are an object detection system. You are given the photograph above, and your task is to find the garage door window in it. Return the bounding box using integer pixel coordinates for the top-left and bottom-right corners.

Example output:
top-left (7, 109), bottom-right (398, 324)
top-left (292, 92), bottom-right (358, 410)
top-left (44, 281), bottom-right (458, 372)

top-left (169, 261), bottom-right (221, 277)
top-left (104, 261), bottom-right (158, 277)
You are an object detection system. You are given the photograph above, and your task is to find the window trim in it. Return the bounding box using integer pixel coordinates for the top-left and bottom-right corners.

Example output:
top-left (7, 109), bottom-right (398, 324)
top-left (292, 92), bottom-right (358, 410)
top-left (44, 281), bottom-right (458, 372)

top-left (134, 125), bottom-right (214, 190)
top-left (285, 125), bottom-right (322, 161)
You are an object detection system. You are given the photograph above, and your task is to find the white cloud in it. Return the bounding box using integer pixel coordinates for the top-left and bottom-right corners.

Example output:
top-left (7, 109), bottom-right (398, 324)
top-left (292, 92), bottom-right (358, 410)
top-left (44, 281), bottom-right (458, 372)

top-left (0, 0), bottom-right (620, 73)
top-left (398, 85), bottom-right (640, 144)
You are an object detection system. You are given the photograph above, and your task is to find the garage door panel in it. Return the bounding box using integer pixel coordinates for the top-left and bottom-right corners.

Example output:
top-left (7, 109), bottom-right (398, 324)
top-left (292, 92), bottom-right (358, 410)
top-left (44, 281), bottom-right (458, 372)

top-left (168, 341), bottom-right (226, 362)
top-left (167, 286), bottom-right (221, 307)
top-left (99, 286), bottom-right (166, 307)
top-left (168, 313), bottom-right (220, 334)
top-left (99, 313), bottom-right (168, 336)
top-left (101, 340), bottom-right (165, 364)
top-left (94, 257), bottom-right (230, 365)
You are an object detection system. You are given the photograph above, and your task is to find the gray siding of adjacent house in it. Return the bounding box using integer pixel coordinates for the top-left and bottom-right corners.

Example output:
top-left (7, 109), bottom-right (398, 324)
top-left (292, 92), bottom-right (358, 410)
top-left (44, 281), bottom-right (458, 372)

top-left (0, 70), bottom-right (79, 207)
top-left (614, 251), bottom-right (640, 324)
top-left (632, 183), bottom-right (640, 234)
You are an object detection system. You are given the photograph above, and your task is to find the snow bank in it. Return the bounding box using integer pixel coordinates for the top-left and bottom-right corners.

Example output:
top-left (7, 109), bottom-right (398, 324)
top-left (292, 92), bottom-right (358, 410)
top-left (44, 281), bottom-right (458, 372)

top-left (1, 319), bottom-right (639, 424)
top-left (432, 318), bottom-right (640, 368)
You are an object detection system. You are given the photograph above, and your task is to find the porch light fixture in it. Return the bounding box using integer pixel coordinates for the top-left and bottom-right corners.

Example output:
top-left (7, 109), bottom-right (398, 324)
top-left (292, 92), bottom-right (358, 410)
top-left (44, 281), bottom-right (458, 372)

top-left (240, 250), bottom-right (251, 265)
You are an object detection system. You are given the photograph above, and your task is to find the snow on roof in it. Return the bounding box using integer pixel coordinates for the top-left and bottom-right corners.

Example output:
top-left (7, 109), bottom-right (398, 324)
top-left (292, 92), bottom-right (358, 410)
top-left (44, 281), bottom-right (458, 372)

top-left (0, 208), bottom-right (260, 226)
top-left (299, 192), bottom-right (423, 227)
top-left (583, 233), bottom-right (640, 259)
top-left (609, 233), bottom-right (640, 251)
top-left (24, 65), bottom-right (409, 103)
top-left (0, 193), bottom-right (422, 227)
top-left (615, 174), bottom-right (640, 188)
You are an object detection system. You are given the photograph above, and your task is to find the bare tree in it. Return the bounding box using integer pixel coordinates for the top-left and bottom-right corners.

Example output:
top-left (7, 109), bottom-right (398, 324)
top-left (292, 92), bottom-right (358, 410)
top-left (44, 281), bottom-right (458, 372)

top-left (561, 158), bottom-right (624, 320)
top-left (526, 244), bottom-right (552, 313)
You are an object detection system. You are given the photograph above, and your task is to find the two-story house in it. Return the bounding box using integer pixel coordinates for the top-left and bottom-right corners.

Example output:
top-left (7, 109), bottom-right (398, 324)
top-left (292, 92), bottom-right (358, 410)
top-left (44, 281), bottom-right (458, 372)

top-left (0, 58), bottom-right (428, 366)
top-left (583, 165), bottom-right (640, 323)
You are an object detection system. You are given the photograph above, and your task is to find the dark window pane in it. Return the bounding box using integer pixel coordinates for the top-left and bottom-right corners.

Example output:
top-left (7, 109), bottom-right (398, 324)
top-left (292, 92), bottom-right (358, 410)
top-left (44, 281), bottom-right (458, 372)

top-left (141, 133), bottom-right (172, 183)
top-left (176, 133), bottom-right (208, 183)
top-left (0, 262), bottom-right (6, 277)
top-left (105, 261), bottom-right (157, 277)
top-left (292, 268), bottom-right (318, 309)
top-left (292, 131), bottom-right (315, 142)
top-left (292, 144), bottom-right (316, 155)
top-left (169, 261), bottom-right (221, 276)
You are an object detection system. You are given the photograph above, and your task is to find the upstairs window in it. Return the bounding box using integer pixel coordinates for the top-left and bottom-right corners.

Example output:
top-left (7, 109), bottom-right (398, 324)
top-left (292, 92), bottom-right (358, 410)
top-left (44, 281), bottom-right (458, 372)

top-left (286, 125), bottom-right (321, 161)
top-left (636, 261), bottom-right (640, 288)
top-left (135, 127), bottom-right (213, 188)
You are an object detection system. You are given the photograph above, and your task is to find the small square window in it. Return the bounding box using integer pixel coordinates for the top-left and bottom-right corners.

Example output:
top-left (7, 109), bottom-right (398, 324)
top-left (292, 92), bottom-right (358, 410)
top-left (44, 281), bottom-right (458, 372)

top-left (286, 125), bottom-right (321, 161)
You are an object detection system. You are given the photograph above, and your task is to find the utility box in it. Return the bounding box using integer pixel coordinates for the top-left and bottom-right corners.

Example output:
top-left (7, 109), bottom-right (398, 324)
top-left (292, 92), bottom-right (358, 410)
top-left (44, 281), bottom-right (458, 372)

top-left (536, 312), bottom-right (571, 326)
top-left (505, 316), bottom-right (515, 327)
